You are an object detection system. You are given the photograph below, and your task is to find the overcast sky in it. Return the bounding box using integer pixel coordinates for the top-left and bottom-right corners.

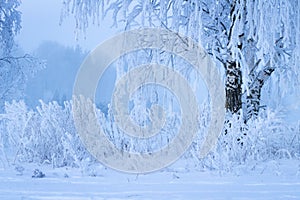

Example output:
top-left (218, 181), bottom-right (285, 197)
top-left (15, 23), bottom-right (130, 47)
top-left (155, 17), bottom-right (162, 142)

top-left (16, 0), bottom-right (118, 52)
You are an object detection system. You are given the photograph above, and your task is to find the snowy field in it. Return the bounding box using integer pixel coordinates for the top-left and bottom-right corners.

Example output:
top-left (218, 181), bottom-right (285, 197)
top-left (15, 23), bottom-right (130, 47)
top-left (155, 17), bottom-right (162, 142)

top-left (1, 159), bottom-right (300, 200)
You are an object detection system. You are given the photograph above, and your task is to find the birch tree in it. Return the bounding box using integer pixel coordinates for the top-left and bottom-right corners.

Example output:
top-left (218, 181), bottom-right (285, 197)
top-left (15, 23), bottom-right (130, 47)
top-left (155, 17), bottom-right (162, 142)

top-left (0, 0), bottom-right (44, 110)
top-left (61, 0), bottom-right (300, 121)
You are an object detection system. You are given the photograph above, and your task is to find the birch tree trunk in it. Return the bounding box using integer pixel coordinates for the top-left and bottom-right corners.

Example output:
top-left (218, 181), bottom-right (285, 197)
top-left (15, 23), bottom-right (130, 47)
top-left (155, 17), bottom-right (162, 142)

top-left (225, 61), bottom-right (242, 114)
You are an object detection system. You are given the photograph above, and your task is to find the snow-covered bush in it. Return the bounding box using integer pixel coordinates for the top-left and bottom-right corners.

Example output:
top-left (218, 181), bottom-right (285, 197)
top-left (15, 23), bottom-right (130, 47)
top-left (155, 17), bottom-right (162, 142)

top-left (1, 99), bottom-right (299, 174)
top-left (0, 100), bottom-right (94, 169)
top-left (197, 109), bottom-right (300, 173)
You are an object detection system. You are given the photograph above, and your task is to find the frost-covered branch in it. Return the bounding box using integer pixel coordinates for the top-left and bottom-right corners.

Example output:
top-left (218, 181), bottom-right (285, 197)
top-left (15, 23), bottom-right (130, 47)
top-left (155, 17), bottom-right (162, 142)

top-left (0, 54), bottom-right (46, 111)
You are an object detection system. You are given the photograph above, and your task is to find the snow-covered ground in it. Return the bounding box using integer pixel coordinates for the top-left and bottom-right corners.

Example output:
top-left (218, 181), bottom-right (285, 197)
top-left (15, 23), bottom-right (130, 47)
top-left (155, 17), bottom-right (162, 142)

top-left (1, 159), bottom-right (300, 200)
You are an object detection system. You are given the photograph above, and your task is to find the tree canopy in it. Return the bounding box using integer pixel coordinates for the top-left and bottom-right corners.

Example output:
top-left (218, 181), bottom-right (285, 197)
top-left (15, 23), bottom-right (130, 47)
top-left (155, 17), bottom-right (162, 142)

top-left (61, 0), bottom-right (300, 121)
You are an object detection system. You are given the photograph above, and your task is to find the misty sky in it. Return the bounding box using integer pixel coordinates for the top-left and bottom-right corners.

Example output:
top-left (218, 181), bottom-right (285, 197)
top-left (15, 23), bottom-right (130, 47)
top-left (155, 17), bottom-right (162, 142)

top-left (16, 0), bottom-right (118, 52)
top-left (16, 1), bottom-right (119, 108)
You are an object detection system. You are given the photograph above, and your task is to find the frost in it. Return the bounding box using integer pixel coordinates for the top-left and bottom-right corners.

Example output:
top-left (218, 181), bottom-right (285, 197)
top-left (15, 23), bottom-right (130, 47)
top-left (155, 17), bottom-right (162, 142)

top-left (0, 0), bottom-right (299, 175)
